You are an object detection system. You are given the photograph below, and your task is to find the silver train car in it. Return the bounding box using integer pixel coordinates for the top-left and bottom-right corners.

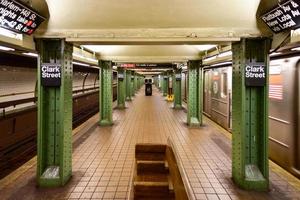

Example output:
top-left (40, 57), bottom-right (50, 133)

top-left (181, 53), bottom-right (300, 178)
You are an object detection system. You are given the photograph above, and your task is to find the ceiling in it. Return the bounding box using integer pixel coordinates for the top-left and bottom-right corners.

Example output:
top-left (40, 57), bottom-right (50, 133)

top-left (35, 0), bottom-right (263, 44)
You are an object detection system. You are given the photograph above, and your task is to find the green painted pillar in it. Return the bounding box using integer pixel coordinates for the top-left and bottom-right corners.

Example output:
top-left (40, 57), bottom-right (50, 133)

top-left (126, 70), bottom-right (132, 101)
top-left (36, 39), bottom-right (73, 187)
top-left (131, 71), bottom-right (135, 97)
top-left (99, 60), bottom-right (113, 126)
top-left (232, 38), bottom-right (270, 191)
top-left (173, 68), bottom-right (182, 109)
top-left (162, 73), bottom-right (168, 96)
top-left (159, 75), bottom-right (163, 91)
top-left (134, 72), bottom-right (138, 94)
top-left (117, 67), bottom-right (126, 109)
top-left (187, 60), bottom-right (202, 127)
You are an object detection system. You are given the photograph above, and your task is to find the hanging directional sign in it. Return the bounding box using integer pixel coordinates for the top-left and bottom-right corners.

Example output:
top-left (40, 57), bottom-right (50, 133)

top-left (244, 63), bottom-right (266, 86)
top-left (0, 0), bottom-right (45, 35)
top-left (261, 0), bottom-right (300, 33)
top-left (41, 63), bottom-right (61, 87)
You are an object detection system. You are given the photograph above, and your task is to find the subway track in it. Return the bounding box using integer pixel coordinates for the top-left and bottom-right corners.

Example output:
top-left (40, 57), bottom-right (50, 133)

top-left (0, 90), bottom-right (103, 179)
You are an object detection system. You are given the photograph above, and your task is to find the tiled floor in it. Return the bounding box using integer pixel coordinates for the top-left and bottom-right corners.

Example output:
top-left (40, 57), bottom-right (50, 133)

top-left (0, 87), bottom-right (300, 200)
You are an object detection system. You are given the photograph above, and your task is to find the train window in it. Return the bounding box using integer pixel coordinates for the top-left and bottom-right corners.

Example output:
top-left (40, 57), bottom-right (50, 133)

top-left (221, 72), bottom-right (227, 98)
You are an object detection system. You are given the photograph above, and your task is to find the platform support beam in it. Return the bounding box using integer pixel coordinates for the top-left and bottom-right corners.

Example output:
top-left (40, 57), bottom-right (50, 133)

top-left (99, 60), bottom-right (113, 126)
top-left (162, 73), bottom-right (168, 96)
top-left (131, 71), bottom-right (135, 97)
top-left (173, 68), bottom-right (182, 109)
top-left (187, 60), bottom-right (202, 127)
top-left (36, 39), bottom-right (73, 187)
top-left (232, 38), bottom-right (270, 191)
top-left (126, 70), bottom-right (132, 101)
top-left (117, 67), bottom-right (126, 109)
top-left (134, 72), bottom-right (138, 94)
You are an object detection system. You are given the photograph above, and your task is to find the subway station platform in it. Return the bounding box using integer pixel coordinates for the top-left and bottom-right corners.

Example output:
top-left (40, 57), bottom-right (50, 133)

top-left (0, 87), bottom-right (300, 200)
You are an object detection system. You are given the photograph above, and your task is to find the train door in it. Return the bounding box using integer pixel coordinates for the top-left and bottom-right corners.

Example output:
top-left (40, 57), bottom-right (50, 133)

top-left (268, 57), bottom-right (299, 177)
top-left (203, 69), bottom-right (212, 116)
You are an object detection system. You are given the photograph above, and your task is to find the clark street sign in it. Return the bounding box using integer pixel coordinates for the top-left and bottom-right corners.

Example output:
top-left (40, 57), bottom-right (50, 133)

top-left (41, 63), bottom-right (61, 87)
top-left (244, 63), bottom-right (266, 87)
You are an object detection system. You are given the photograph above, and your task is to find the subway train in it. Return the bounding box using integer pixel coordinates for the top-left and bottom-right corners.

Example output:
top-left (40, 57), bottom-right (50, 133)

top-left (181, 52), bottom-right (300, 178)
top-left (0, 52), bottom-right (118, 178)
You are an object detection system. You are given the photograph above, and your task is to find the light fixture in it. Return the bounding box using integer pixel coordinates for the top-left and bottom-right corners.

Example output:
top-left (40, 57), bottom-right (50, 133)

top-left (22, 52), bottom-right (38, 57)
top-left (203, 55), bottom-right (217, 62)
top-left (194, 45), bottom-right (217, 51)
top-left (218, 51), bottom-right (232, 57)
top-left (72, 61), bottom-right (90, 67)
top-left (86, 57), bottom-right (98, 63)
top-left (0, 45), bottom-right (15, 51)
top-left (0, 28), bottom-right (22, 40)
top-left (210, 61), bottom-right (232, 67)
top-left (291, 47), bottom-right (300, 51)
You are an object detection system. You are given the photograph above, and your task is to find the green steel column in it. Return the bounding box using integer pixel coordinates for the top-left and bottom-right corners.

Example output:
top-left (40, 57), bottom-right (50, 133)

top-left (36, 39), bottom-right (73, 187)
top-left (99, 60), bottom-right (113, 126)
top-left (232, 38), bottom-right (270, 191)
top-left (134, 72), bottom-right (138, 94)
top-left (159, 75), bottom-right (163, 91)
top-left (173, 68), bottom-right (182, 109)
top-left (126, 70), bottom-right (132, 101)
top-left (162, 73), bottom-right (168, 96)
top-left (117, 67), bottom-right (126, 109)
top-left (131, 71), bottom-right (135, 97)
top-left (187, 60), bottom-right (202, 127)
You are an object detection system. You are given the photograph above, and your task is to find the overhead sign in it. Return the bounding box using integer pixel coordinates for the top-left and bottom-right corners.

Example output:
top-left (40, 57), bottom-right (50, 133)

top-left (245, 63), bottom-right (266, 86)
top-left (120, 63), bottom-right (135, 68)
top-left (261, 0), bottom-right (300, 33)
top-left (41, 63), bottom-right (61, 87)
top-left (0, 0), bottom-right (45, 35)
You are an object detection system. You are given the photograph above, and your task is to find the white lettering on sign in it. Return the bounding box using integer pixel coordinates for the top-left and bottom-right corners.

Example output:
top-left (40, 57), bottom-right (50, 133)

top-left (245, 64), bottom-right (266, 86)
top-left (245, 66), bottom-right (265, 78)
top-left (41, 65), bottom-right (61, 78)
top-left (261, 0), bottom-right (300, 33)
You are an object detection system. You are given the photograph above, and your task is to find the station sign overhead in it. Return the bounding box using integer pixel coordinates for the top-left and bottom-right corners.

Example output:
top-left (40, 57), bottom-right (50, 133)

top-left (0, 0), bottom-right (45, 35)
top-left (261, 0), bottom-right (300, 33)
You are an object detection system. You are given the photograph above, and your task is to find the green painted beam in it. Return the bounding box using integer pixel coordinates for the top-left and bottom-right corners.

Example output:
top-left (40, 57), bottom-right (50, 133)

top-left (232, 38), bottom-right (270, 191)
top-left (126, 70), bottom-right (132, 101)
top-left (117, 67), bottom-right (126, 109)
top-left (187, 60), bottom-right (202, 127)
top-left (36, 39), bottom-right (73, 187)
top-left (173, 68), bottom-right (182, 109)
top-left (99, 60), bottom-right (113, 126)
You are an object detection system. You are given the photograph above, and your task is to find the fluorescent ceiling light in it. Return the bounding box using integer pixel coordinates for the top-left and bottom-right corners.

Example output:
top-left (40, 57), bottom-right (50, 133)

top-left (210, 61), bottom-right (232, 67)
top-left (291, 47), bottom-right (300, 51)
top-left (218, 51), bottom-right (232, 57)
top-left (0, 45), bottom-right (15, 51)
top-left (269, 52), bottom-right (282, 56)
top-left (0, 28), bottom-right (22, 40)
top-left (82, 45), bottom-right (118, 53)
top-left (22, 52), bottom-right (38, 57)
top-left (72, 61), bottom-right (90, 67)
top-left (194, 45), bottom-right (217, 51)
top-left (86, 57), bottom-right (98, 63)
top-left (203, 55), bottom-right (217, 62)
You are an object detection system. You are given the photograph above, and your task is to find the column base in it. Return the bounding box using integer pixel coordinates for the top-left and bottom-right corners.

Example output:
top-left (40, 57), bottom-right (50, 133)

top-left (117, 104), bottom-right (126, 109)
top-left (173, 104), bottom-right (182, 109)
top-left (99, 119), bottom-right (113, 126)
top-left (38, 166), bottom-right (71, 187)
top-left (233, 164), bottom-right (269, 191)
top-left (188, 117), bottom-right (201, 127)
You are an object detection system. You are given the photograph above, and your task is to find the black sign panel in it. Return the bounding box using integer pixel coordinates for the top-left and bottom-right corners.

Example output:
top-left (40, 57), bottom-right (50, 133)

top-left (0, 0), bottom-right (45, 35)
top-left (244, 63), bottom-right (266, 86)
top-left (41, 63), bottom-right (61, 87)
top-left (175, 74), bottom-right (181, 81)
top-left (118, 73), bottom-right (124, 80)
top-left (261, 0), bottom-right (300, 33)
